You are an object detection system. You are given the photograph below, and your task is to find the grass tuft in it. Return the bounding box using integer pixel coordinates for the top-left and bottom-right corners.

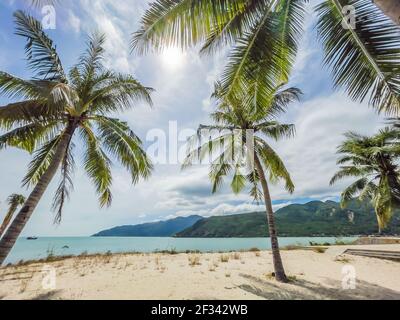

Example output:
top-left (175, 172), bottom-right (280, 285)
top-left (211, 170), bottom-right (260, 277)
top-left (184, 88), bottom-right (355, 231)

top-left (220, 254), bottom-right (230, 263)
top-left (188, 255), bottom-right (201, 267)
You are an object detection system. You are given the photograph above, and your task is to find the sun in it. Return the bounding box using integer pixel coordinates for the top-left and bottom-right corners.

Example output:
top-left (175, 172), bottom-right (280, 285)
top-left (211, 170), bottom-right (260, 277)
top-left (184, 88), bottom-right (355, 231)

top-left (160, 47), bottom-right (185, 69)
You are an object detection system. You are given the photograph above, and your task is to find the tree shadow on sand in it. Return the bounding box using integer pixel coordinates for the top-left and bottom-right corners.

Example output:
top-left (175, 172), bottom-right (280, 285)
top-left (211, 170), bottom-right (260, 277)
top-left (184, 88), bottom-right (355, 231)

top-left (238, 274), bottom-right (400, 300)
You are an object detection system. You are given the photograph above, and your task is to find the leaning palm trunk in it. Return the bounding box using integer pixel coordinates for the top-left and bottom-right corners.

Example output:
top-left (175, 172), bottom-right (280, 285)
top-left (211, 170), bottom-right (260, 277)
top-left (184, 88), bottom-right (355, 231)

top-left (373, 0), bottom-right (400, 25)
top-left (0, 205), bottom-right (19, 239)
top-left (254, 155), bottom-right (288, 283)
top-left (0, 126), bottom-right (75, 265)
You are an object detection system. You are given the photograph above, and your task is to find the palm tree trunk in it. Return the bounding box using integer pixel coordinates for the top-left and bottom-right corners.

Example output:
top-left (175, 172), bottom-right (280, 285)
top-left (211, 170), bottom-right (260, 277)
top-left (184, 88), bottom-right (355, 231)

top-left (0, 205), bottom-right (18, 239)
top-left (0, 125), bottom-right (76, 265)
top-left (254, 154), bottom-right (288, 283)
top-left (373, 0), bottom-right (400, 25)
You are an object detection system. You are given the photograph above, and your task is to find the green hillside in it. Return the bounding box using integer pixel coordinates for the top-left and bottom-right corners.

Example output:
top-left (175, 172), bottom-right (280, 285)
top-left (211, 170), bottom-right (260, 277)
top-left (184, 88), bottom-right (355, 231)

top-left (93, 215), bottom-right (203, 237)
top-left (176, 200), bottom-right (400, 238)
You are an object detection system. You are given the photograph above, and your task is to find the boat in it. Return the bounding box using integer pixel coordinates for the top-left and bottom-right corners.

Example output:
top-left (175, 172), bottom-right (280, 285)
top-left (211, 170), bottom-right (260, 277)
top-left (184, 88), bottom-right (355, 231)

top-left (27, 237), bottom-right (38, 240)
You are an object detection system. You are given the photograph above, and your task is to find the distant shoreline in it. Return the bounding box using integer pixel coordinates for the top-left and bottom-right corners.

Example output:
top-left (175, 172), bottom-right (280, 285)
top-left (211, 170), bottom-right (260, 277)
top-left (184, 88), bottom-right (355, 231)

top-left (5, 236), bottom-right (358, 265)
top-left (22, 234), bottom-right (398, 239)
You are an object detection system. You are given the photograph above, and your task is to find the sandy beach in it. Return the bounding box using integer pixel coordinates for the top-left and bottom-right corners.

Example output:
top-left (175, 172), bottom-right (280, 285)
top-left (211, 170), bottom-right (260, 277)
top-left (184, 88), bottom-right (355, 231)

top-left (1, 244), bottom-right (399, 300)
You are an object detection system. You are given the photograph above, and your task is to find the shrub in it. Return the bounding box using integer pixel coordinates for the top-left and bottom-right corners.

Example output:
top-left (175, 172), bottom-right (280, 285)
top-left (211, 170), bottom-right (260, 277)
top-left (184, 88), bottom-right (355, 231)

top-left (232, 252), bottom-right (241, 260)
top-left (312, 247), bottom-right (327, 253)
top-left (188, 255), bottom-right (201, 266)
top-left (220, 254), bottom-right (230, 263)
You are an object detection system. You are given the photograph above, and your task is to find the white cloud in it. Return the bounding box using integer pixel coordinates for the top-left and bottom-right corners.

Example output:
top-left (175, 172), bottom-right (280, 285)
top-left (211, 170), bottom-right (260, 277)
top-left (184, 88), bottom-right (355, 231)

top-left (209, 203), bottom-right (263, 216)
top-left (67, 10), bottom-right (81, 34)
top-left (269, 92), bottom-right (384, 200)
top-left (167, 201), bottom-right (294, 219)
top-left (72, 0), bottom-right (146, 74)
top-left (291, 0), bottom-right (318, 84)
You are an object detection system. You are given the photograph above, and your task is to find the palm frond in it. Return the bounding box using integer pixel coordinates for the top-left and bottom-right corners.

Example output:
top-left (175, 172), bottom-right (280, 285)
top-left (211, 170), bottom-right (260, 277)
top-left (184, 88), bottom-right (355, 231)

top-left (256, 122), bottom-right (295, 140)
top-left (14, 10), bottom-right (66, 82)
top-left (200, 0), bottom-right (270, 55)
top-left (256, 137), bottom-right (294, 193)
top-left (22, 134), bottom-right (62, 187)
top-left (132, 0), bottom-right (250, 54)
top-left (88, 73), bottom-right (153, 113)
top-left (340, 177), bottom-right (368, 207)
top-left (52, 139), bottom-right (75, 224)
top-left (330, 166), bottom-right (374, 185)
top-left (78, 33), bottom-right (106, 86)
top-left (274, 0), bottom-right (306, 82)
top-left (316, 0), bottom-right (400, 114)
top-left (183, 131), bottom-right (234, 168)
top-left (0, 100), bottom-right (59, 129)
top-left (220, 0), bottom-right (305, 113)
top-left (231, 164), bottom-right (246, 194)
top-left (358, 180), bottom-right (377, 202)
top-left (0, 121), bottom-right (59, 153)
top-left (80, 124), bottom-right (113, 208)
top-left (0, 72), bottom-right (56, 101)
top-left (209, 162), bottom-right (233, 193)
top-left (219, 3), bottom-right (278, 100)
top-left (247, 169), bottom-right (262, 202)
top-left (93, 116), bottom-right (153, 184)
top-left (263, 86), bottom-right (302, 119)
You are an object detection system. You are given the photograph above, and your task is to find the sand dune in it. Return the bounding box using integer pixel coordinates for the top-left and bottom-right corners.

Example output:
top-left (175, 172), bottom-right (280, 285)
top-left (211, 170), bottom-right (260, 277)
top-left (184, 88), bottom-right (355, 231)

top-left (1, 244), bottom-right (399, 300)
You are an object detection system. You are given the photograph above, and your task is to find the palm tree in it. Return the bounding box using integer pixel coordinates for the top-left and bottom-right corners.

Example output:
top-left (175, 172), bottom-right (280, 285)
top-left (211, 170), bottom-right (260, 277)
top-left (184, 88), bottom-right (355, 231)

top-left (183, 83), bottom-right (301, 282)
top-left (133, 0), bottom-right (400, 115)
top-left (0, 194), bottom-right (26, 239)
top-left (330, 128), bottom-right (400, 233)
top-left (0, 11), bottom-right (153, 264)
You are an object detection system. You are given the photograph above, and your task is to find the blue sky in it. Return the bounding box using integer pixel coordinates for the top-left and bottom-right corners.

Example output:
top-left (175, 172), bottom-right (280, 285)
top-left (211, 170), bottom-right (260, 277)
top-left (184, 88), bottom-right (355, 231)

top-left (0, 0), bottom-right (384, 236)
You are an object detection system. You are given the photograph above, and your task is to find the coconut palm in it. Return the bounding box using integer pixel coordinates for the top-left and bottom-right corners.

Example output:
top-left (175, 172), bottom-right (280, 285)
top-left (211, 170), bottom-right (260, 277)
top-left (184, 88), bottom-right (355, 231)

top-left (133, 0), bottom-right (400, 114)
top-left (183, 83), bottom-right (300, 282)
top-left (330, 128), bottom-right (400, 233)
top-left (0, 194), bottom-right (26, 239)
top-left (0, 11), bottom-right (153, 264)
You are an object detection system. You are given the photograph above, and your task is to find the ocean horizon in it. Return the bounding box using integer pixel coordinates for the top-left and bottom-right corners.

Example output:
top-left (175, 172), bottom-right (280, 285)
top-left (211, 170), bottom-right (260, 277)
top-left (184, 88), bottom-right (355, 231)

top-left (4, 236), bottom-right (357, 265)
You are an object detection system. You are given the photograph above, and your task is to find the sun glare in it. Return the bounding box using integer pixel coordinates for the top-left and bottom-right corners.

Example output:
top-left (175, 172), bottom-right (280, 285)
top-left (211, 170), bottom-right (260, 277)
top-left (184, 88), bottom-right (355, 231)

top-left (161, 47), bottom-right (185, 69)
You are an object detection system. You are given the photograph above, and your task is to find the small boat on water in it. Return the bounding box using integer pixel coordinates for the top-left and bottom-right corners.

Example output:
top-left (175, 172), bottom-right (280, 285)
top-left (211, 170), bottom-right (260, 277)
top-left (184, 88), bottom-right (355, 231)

top-left (27, 237), bottom-right (38, 240)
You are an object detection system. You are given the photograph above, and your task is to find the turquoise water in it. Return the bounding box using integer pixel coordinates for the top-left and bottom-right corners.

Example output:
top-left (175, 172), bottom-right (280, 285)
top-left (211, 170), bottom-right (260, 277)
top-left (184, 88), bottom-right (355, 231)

top-left (3, 236), bottom-right (356, 265)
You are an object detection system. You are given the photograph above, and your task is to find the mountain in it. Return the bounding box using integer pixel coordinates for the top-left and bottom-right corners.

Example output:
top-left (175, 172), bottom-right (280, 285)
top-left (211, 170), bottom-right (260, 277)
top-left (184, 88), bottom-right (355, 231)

top-left (176, 200), bottom-right (400, 238)
top-left (93, 215), bottom-right (203, 237)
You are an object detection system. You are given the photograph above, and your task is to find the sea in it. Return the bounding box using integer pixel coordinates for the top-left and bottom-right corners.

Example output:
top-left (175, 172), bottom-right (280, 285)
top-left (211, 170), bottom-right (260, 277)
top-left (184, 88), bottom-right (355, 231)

top-left (3, 236), bottom-right (357, 265)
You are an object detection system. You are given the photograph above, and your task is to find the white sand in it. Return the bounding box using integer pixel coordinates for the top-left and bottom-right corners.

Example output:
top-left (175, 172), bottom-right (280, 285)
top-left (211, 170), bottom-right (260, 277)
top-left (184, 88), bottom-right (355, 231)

top-left (1, 244), bottom-right (400, 300)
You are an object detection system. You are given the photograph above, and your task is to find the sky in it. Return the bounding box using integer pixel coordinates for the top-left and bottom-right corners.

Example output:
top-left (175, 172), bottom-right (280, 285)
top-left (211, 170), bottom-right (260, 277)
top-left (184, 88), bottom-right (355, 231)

top-left (0, 0), bottom-right (385, 236)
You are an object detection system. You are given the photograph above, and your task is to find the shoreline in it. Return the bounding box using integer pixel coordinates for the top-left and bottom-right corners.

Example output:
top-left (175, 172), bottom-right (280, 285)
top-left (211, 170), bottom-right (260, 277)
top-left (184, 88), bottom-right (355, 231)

top-left (1, 244), bottom-right (400, 300)
top-left (3, 236), bottom-right (358, 265)
top-left (0, 245), bottom-right (342, 269)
